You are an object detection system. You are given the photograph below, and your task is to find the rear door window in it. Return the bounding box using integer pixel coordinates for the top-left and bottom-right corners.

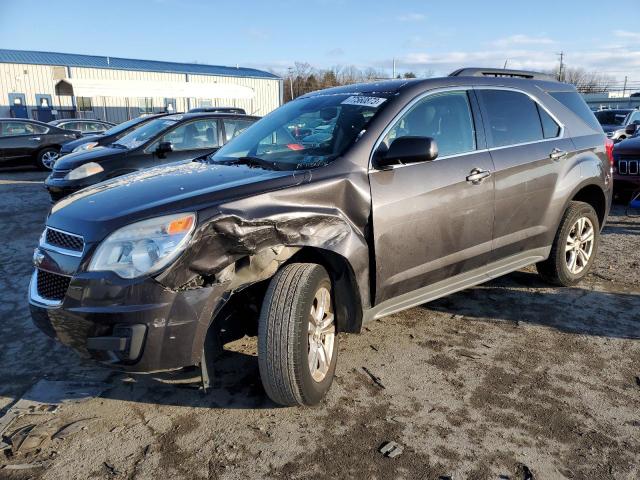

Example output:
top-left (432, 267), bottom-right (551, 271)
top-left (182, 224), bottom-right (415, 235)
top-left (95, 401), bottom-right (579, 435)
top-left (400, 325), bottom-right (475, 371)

top-left (477, 90), bottom-right (543, 148)
top-left (549, 91), bottom-right (602, 132)
top-left (1, 121), bottom-right (47, 136)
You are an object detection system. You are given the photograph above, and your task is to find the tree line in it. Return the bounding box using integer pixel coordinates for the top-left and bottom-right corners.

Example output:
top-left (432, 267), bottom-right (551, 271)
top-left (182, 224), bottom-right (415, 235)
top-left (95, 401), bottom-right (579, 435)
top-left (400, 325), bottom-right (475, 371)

top-left (277, 62), bottom-right (619, 101)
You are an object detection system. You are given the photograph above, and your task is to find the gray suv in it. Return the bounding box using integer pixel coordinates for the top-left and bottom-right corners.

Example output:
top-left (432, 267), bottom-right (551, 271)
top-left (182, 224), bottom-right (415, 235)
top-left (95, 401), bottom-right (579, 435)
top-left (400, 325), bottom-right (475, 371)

top-left (29, 68), bottom-right (612, 406)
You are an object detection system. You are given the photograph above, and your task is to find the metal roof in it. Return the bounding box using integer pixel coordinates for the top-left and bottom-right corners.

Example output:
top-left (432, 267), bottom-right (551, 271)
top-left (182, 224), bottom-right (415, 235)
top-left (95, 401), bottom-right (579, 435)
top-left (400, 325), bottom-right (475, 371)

top-left (0, 49), bottom-right (279, 80)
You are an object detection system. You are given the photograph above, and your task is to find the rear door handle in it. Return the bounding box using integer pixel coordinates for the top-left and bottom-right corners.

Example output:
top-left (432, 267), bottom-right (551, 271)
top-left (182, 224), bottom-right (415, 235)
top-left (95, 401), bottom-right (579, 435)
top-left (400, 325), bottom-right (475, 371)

top-left (466, 168), bottom-right (491, 184)
top-left (30, 137), bottom-right (41, 141)
top-left (550, 148), bottom-right (568, 160)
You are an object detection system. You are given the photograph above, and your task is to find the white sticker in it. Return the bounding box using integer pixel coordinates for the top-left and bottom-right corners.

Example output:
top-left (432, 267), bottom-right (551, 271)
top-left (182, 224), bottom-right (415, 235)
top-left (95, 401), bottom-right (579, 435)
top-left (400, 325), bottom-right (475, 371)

top-left (341, 96), bottom-right (387, 108)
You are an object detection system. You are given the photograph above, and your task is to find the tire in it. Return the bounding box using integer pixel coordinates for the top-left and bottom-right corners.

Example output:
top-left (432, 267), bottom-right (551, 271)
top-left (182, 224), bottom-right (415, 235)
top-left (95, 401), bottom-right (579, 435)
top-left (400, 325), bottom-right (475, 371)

top-left (258, 263), bottom-right (338, 406)
top-left (536, 201), bottom-right (600, 286)
top-left (35, 147), bottom-right (60, 170)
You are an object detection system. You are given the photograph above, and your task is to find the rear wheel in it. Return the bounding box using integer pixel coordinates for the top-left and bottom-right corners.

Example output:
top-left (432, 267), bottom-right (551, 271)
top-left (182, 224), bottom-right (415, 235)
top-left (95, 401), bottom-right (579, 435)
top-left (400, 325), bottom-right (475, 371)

top-left (258, 263), bottom-right (337, 406)
top-left (36, 147), bottom-right (60, 170)
top-left (537, 201), bottom-right (600, 286)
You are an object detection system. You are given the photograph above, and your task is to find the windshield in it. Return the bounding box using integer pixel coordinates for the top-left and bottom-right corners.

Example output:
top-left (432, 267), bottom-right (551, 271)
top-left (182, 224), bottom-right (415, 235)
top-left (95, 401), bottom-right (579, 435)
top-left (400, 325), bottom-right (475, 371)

top-left (103, 116), bottom-right (150, 137)
top-left (114, 118), bottom-right (177, 149)
top-left (210, 93), bottom-right (391, 170)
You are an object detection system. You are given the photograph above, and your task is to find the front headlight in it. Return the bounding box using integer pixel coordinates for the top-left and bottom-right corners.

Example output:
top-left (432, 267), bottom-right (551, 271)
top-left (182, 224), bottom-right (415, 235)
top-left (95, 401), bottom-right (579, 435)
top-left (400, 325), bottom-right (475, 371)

top-left (88, 213), bottom-right (196, 279)
top-left (64, 162), bottom-right (104, 180)
top-left (72, 142), bottom-right (99, 153)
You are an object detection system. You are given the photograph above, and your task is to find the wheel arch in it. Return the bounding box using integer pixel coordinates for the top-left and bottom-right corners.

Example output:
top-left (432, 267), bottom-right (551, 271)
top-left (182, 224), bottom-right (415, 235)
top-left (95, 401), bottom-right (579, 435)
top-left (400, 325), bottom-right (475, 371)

top-left (287, 247), bottom-right (363, 334)
top-left (569, 182), bottom-right (608, 229)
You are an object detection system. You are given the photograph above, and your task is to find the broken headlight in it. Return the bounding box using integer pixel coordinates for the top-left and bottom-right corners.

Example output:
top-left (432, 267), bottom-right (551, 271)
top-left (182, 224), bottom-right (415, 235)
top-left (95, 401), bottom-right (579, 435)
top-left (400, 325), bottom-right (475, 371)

top-left (88, 213), bottom-right (196, 279)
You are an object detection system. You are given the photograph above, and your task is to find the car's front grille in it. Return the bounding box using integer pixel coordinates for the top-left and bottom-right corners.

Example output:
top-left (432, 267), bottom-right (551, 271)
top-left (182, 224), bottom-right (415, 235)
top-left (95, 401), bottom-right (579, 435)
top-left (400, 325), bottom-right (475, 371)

top-left (36, 270), bottom-right (71, 301)
top-left (50, 169), bottom-right (70, 179)
top-left (617, 159), bottom-right (640, 176)
top-left (44, 228), bottom-right (84, 253)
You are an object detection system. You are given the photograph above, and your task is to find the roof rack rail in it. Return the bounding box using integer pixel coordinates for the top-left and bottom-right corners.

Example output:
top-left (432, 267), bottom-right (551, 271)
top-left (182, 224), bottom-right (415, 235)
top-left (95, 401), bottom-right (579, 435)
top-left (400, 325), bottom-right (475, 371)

top-left (449, 68), bottom-right (556, 81)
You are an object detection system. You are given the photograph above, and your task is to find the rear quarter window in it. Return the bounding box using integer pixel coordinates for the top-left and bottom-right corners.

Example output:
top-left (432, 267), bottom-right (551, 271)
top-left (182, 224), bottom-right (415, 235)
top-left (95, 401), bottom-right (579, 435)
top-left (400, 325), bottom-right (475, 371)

top-left (548, 92), bottom-right (602, 132)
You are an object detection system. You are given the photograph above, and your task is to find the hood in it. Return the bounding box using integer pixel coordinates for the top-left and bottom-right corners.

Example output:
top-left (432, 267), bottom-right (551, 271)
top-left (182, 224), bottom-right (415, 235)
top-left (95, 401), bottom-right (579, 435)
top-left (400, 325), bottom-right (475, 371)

top-left (60, 134), bottom-right (105, 153)
top-left (48, 161), bottom-right (303, 242)
top-left (600, 125), bottom-right (619, 133)
top-left (54, 145), bottom-right (126, 170)
top-left (614, 135), bottom-right (640, 153)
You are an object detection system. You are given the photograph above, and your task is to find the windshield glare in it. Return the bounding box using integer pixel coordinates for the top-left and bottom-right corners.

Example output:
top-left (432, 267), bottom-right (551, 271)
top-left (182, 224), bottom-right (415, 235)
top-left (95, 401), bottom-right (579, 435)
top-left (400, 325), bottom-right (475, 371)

top-left (210, 93), bottom-right (390, 170)
top-left (104, 116), bottom-right (149, 137)
top-left (114, 118), bottom-right (176, 149)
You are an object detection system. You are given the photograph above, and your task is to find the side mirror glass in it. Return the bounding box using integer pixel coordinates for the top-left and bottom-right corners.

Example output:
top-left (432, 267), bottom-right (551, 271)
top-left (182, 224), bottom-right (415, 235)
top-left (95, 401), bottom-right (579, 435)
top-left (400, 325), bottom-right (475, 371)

top-left (374, 136), bottom-right (438, 169)
top-left (156, 141), bottom-right (174, 157)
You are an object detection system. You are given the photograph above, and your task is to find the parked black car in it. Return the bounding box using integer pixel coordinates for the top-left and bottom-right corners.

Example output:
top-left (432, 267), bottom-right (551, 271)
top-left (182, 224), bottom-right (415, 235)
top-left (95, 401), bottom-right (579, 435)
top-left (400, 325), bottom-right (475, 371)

top-left (59, 113), bottom-right (173, 156)
top-left (49, 119), bottom-right (115, 137)
top-left (30, 69), bottom-right (611, 406)
top-left (0, 118), bottom-right (80, 169)
top-left (45, 112), bottom-right (258, 201)
top-left (188, 107), bottom-right (246, 114)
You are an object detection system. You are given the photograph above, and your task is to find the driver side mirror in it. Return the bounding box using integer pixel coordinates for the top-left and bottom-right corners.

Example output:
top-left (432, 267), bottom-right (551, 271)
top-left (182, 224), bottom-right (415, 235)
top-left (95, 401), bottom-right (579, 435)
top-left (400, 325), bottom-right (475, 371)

top-left (625, 123), bottom-right (638, 136)
top-left (374, 136), bottom-right (438, 169)
top-left (156, 141), bottom-right (174, 158)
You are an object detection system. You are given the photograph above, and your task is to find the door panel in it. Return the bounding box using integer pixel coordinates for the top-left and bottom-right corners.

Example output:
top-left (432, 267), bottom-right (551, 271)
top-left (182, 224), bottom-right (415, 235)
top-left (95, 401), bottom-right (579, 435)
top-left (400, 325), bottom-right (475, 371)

top-left (489, 137), bottom-right (574, 260)
top-left (370, 151), bottom-right (495, 303)
top-left (474, 88), bottom-right (569, 260)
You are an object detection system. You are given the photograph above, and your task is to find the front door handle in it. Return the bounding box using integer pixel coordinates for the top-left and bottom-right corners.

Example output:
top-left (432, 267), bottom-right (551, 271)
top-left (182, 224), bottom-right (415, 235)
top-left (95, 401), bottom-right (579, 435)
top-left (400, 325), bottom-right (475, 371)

top-left (466, 168), bottom-right (491, 184)
top-left (30, 137), bottom-right (41, 141)
top-left (550, 148), bottom-right (568, 160)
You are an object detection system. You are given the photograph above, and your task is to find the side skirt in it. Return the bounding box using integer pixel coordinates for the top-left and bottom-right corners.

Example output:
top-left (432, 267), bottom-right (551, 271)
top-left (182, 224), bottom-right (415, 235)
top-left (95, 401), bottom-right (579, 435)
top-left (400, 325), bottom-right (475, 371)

top-left (362, 247), bottom-right (550, 323)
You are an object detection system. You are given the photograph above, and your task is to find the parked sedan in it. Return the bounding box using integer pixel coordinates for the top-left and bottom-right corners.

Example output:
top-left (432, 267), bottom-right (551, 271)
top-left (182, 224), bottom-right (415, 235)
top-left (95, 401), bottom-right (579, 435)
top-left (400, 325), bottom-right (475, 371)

top-left (49, 119), bottom-right (115, 137)
top-left (45, 112), bottom-right (258, 201)
top-left (59, 113), bottom-right (174, 155)
top-left (0, 118), bottom-right (80, 169)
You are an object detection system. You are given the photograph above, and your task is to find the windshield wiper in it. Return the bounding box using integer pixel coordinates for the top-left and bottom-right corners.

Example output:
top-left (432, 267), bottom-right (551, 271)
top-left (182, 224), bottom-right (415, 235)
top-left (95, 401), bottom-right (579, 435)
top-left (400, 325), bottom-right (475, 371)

top-left (110, 143), bottom-right (129, 149)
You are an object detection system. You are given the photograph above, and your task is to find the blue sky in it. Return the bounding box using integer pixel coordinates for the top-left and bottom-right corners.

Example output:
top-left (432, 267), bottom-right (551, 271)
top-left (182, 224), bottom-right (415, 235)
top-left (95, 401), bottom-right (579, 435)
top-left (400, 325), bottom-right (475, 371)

top-left (1, 0), bottom-right (638, 83)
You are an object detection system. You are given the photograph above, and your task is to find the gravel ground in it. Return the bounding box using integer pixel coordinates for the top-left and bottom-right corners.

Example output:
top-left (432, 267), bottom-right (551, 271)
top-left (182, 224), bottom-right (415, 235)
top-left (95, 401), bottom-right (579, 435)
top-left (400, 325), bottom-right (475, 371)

top-left (0, 168), bottom-right (638, 480)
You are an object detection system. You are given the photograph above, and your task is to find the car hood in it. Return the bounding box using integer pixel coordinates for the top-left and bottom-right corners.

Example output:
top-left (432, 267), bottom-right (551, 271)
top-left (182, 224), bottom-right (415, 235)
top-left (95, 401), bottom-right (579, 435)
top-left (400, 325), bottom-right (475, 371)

top-left (614, 135), bottom-right (640, 153)
top-left (54, 146), bottom-right (126, 170)
top-left (47, 161), bottom-right (303, 242)
top-left (60, 134), bottom-right (105, 152)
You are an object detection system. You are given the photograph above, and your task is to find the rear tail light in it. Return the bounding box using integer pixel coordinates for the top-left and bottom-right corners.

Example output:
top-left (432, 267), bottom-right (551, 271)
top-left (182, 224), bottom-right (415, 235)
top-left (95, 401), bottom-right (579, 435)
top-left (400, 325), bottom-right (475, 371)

top-left (605, 138), bottom-right (614, 167)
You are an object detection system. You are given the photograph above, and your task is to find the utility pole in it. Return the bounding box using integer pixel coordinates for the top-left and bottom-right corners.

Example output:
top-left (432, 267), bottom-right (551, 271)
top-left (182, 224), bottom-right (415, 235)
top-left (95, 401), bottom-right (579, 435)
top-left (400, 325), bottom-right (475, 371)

top-left (623, 76), bottom-right (628, 97)
top-left (288, 67), bottom-right (294, 101)
top-left (392, 58), bottom-right (396, 79)
top-left (503, 59), bottom-right (509, 69)
top-left (556, 51), bottom-right (564, 81)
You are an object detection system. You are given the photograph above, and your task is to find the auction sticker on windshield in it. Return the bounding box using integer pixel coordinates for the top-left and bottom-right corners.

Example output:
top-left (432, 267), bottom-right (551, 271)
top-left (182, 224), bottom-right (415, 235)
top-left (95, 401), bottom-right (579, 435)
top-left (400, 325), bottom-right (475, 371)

top-left (341, 96), bottom-right (387, 107)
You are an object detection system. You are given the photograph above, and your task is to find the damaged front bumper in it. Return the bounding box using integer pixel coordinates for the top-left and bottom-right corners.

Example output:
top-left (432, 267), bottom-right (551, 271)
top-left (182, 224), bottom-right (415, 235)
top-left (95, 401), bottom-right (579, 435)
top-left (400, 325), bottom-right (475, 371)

top-left (28, 268), bottom-right (227, 372)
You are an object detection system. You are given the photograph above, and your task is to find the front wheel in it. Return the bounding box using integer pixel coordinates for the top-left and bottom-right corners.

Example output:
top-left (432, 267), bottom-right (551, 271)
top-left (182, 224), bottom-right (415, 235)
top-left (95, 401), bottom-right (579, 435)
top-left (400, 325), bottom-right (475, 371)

top-left (258, 263), bottom-right (337, 406)
top-left (36, 147), bottom-right (60, 170)
top-left (537, 201), bottom-right (600, 286)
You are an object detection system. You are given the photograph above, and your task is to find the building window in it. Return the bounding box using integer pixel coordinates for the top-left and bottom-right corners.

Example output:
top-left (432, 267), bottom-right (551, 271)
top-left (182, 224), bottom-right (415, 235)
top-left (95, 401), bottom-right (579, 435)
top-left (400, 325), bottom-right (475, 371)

top-left (139, 98), bottom-right (153, 114)
top-left (77, 97), bottom-right (93, 112)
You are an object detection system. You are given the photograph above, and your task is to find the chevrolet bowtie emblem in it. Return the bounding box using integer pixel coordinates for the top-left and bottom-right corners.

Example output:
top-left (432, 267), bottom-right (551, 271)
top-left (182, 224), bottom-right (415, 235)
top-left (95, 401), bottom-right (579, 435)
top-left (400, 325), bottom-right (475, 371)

top-left (33, 248), bottom-right (45, 267)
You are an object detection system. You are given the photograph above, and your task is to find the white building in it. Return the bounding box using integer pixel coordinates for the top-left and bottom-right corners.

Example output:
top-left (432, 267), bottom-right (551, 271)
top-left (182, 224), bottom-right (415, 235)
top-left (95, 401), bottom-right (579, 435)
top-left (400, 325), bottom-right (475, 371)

top-left (0, 49), bottom-right (283, 123)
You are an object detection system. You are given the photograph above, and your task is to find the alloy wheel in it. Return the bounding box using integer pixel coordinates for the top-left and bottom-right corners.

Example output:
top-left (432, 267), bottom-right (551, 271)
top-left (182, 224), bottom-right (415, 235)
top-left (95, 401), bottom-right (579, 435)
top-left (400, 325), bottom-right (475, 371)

top-left (565, 216), bottom-right (595, 275)
top-left (41, 150), bottom-right (59, 169)
top-left (307, 286), bottom-right (335, 382)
